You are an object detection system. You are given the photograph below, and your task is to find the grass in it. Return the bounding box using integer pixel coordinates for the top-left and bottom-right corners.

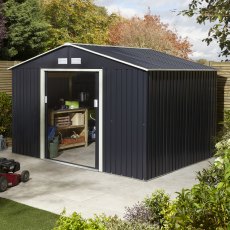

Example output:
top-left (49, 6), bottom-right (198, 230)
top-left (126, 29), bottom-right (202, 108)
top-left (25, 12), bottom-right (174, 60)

top-left (0, 198), bottom-right (59, 230)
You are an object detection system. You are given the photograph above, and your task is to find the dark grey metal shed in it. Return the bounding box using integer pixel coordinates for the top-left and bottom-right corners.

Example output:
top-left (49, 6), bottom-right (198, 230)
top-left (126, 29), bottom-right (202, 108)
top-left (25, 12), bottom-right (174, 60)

top-left (10, 43), bottom-right (216, 180)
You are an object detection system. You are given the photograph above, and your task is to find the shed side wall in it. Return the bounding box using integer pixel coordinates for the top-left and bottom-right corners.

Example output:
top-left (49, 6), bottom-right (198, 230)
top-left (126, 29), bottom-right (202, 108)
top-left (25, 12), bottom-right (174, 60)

top-left (147, 71), bottom-right (216, 179)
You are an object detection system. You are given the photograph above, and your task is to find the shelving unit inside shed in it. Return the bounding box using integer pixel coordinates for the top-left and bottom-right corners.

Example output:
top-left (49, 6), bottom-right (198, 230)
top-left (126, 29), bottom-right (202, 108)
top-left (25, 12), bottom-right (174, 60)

top-left (50, 108), bottom-right (88, 150)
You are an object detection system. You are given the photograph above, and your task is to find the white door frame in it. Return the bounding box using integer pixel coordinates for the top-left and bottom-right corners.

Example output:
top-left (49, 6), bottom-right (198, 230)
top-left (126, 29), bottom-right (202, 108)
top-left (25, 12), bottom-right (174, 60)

top-left (40, 68), bottom-right (103, 172)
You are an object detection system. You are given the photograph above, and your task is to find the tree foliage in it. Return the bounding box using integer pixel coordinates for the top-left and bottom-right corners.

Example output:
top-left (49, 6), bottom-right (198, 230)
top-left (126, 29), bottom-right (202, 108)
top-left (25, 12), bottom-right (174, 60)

top-left (42, 0), bottom-right (112, 47)
top-left (0, 0), bottom-right (117, 60)
top-left (181, 0), bottom-right (230, 58)
top-left (0, 92), bottom-right (12, 137)
top-left (0, 0), bottom-right (6, 47)
top-left (108, 14), bottom-right (192, 59)
top-left (0, 0), bottom-right (192, 60)
top-left (0, 0), bottom-right (51, 60)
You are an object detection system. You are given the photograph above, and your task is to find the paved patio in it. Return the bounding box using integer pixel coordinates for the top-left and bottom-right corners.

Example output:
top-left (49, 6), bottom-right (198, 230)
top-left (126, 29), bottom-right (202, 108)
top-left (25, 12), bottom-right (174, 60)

top-left (0, 148), bottom-right (213, 218)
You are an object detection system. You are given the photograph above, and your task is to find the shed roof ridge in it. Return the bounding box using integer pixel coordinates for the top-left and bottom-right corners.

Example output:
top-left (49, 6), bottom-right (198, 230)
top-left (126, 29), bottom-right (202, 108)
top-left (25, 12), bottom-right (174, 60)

top-left (71, 43), bottom-right (151, 50)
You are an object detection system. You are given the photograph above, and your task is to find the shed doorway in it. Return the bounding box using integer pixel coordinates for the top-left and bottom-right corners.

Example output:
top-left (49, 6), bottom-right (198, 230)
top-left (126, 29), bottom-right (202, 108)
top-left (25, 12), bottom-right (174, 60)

top-left (44, 70), bottom-right (100, 169)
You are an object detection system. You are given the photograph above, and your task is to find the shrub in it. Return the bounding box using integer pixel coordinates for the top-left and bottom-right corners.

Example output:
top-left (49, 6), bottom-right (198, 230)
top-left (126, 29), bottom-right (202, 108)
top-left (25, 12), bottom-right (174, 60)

top-left (124, 190), bottom-right (170, 229)
top-left (53, 211), bottom-right (88, 230)
top-left (54, 211), bottom-right (156, 230)
top-left (0, 92), bottom-right (12, 137)
top-left (124, 202), bottom-right (152, 224)
top-left (54, 211), bottom-right (111, 230)
top-left (144, 190), bottom-right (170, 227)
top-left (216, 110), bottom-right (230, 143)
top-left (87, 215), bottom-right (108, 230)
top-left (196, 163), bottom-right (223, 187)
top-left (165, 184), bottom-right (230, 229)
top-left (105, 215), bottom-right (156, 230)
top-left (164, 135), bottom-right (230, 229)
top-left (162, 111), bottom-right (230, 229)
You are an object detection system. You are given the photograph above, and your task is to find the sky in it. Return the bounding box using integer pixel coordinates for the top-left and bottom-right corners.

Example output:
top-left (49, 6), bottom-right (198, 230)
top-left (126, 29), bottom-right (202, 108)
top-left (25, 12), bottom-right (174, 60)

top-left (94, 0), bottom-right (222, 61)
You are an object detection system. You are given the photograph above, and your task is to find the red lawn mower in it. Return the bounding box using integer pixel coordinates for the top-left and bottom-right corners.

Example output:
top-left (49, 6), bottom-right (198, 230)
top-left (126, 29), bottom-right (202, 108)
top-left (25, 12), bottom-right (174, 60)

top-left (0, 158), bottom-right (30, 192)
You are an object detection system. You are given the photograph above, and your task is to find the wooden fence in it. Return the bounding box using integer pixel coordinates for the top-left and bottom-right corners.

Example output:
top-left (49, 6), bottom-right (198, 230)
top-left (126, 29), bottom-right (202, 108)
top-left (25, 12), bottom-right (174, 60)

top-left (209, 62), bottom-right (230, 127)
top-left (0, 61), bottom-right (19, 95)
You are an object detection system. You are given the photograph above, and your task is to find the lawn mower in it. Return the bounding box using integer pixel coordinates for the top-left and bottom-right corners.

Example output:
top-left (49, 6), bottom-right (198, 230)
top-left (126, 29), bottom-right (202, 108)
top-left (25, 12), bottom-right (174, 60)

top-left (0, 158), bottom-right (30, 192)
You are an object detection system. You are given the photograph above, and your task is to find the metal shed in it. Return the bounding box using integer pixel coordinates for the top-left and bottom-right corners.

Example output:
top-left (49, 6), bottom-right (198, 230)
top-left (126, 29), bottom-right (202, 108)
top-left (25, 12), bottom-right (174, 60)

top-left (10, 43), bottom-right (216, 180)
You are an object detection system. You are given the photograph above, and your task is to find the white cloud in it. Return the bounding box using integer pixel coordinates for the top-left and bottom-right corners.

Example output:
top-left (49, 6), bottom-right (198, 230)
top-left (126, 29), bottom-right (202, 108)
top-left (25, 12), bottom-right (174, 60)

top-left (105, 4), bottom-right (141, 18)
top-left (160, 13), bottom-right (222, 61)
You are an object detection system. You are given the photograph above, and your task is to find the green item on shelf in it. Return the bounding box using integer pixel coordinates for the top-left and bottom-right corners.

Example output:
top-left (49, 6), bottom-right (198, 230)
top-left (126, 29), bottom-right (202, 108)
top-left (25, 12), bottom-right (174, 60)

top-left (65, 101), bottom-right (79, 109)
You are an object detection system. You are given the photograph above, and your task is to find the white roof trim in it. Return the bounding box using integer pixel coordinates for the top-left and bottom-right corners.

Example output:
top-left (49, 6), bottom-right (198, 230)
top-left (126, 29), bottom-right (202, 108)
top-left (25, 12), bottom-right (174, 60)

top-left (8, 43), bottom-right (215, 71)
top-left (68, 44), bottom-right (148, 71)
top-left (8, 43), bottom-right (148, 71)
top-left (8, 44), bottom-right (67, 70)
top-left (147, 69), bottom-right (215, 71)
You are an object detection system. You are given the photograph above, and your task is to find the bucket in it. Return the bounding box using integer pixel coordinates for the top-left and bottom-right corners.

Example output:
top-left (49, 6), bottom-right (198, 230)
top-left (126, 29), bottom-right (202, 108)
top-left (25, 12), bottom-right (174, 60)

top-left (49, 136), bottom-right (59, 158)
top-left (0, 135), bottom-right (6, 151)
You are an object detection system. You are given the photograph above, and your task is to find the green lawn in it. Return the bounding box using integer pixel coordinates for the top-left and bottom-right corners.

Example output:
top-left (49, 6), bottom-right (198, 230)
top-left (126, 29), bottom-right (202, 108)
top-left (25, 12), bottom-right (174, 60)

top-left (0, 198), bottom-right (59, 230)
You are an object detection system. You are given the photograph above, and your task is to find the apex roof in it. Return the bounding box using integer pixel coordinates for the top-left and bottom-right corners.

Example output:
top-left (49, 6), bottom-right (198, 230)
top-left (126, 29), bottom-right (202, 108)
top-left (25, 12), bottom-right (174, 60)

top-left (10, 43), bottom-right (214, 71)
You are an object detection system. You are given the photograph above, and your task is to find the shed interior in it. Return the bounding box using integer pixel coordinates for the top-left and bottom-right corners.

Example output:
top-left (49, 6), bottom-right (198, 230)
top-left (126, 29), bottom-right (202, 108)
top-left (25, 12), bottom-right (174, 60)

top-left (47, 71), bottom-right (97, 168)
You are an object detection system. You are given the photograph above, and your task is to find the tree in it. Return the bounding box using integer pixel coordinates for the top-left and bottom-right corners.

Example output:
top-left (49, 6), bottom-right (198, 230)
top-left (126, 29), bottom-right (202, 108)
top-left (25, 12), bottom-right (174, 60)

top-left (181, 0), bottom-right (230, 58)
top-left (0, 0), bottom-right (51, 60)
top-left (0, 0), bottom-right (6, 47)
top-left (108, 13), bottom-right (192, 59)
top-left (42, 0), bottom-right (112, 47)
top-left (0, 92), bottom-right (12, 137)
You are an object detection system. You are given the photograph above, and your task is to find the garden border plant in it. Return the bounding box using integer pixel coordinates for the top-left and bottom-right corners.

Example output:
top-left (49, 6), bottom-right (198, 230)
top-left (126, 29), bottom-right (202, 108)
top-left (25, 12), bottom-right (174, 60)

top-left (0, 92), bottom-right (12, 137)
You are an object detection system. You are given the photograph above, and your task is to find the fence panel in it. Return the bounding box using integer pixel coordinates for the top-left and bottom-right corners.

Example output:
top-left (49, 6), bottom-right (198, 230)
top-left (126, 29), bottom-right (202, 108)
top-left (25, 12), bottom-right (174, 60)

top-left (0, 61), bottom-right (19, 95)
top-left (209, 62), bottom-right (230, 127)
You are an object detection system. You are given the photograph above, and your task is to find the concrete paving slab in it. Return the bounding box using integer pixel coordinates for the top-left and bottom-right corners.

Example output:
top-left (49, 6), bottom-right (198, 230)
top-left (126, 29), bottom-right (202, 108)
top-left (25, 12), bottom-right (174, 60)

top-left (0, 148), bottom-right (213, 218)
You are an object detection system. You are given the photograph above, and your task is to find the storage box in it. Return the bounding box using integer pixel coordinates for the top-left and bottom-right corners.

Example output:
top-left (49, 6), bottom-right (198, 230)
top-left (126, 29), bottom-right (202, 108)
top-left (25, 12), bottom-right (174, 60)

top-left (71, 113), bottom-right (84, 126)
top-left (55, 115), bottom-right (71, 127)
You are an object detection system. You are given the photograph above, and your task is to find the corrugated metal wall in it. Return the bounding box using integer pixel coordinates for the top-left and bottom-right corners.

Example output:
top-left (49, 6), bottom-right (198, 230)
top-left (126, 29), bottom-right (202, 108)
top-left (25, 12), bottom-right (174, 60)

top-left (147, 71), bottom-right (216, 179)
top-left (103, 68), bottom-right (148, 180)
top-left (12, 68), bottom-right (40, 157)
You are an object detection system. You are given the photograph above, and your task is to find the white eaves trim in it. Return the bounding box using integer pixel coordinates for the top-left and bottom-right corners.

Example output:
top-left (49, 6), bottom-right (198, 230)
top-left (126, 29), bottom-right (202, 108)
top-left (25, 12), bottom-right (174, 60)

top-left (8, 43), bottom-right (215, 72)
top-left (8, 43), bottom-right (148, 71)
top-left (147, 69), bottom-right (215, 71)
top-left (69, 43), bottom-right (148, 71)
top-left (8, 44), bottom-right (67, 70)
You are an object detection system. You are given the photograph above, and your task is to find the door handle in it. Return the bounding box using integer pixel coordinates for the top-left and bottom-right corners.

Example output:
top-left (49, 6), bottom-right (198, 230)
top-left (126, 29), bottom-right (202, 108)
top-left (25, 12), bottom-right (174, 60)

top-left (94, 99), bottom-right (98, 108)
